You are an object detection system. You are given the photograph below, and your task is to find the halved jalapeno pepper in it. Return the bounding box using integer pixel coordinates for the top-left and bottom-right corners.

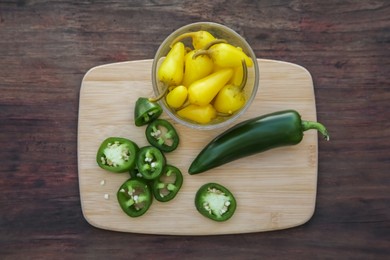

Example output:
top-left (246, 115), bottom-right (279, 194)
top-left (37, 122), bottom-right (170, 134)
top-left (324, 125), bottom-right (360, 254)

top-left (96, 137), bottom-right (139, 173)
top-left (153, 165), bottom-right (183, 202)
top-left (134, 97), bottom-right (163, 126)
top-left (136, 146), bottom-right (166, 180)
top-left (195, 183), bottom-right (237, 222)
top-left (146, 119), bottom-right (179, 152)
top-left (117, 178), bottom-right (153, 217)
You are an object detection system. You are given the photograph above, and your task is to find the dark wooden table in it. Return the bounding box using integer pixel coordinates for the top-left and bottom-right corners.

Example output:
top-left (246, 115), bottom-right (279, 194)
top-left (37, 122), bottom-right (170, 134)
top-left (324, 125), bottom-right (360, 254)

top-left (1, 1), bottom-right (389, 259)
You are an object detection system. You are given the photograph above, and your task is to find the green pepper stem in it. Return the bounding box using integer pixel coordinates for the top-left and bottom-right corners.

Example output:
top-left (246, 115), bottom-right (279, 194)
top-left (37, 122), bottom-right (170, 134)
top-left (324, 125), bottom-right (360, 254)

top-left (301, 120), bottom-right (330, 141)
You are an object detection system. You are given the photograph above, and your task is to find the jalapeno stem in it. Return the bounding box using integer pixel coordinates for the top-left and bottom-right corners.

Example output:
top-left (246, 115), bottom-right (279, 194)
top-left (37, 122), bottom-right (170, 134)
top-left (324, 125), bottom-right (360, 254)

top-left (301, 120), bottom-right (330, 141)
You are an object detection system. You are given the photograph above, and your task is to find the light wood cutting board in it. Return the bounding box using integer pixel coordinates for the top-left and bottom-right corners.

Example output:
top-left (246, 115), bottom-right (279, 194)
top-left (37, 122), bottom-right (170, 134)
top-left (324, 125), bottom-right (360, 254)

top-left (78, 59), bottom-right (319, 235)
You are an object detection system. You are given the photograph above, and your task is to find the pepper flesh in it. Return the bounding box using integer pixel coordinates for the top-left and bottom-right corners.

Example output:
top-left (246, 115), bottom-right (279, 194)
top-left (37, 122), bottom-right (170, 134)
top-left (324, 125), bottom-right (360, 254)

top-left (189, 110), bottom-right (330, 174)
top-left (146, 119), bottom-right (180, 153)
top-left (134, 97), bottom-right (163, 126)
top-left (195, 183), bottom-right (237, 222)
top-left (117, 178), bottom-right (153, 217)
top-left (96, 137), bottom-right (139, 173)
top-left (152, 165), bottom-right (183, 202)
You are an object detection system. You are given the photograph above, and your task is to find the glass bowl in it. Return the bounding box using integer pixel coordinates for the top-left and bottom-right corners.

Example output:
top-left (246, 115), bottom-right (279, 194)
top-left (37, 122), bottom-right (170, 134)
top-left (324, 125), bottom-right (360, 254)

top-left (151, 22), bottom-right (259, 130)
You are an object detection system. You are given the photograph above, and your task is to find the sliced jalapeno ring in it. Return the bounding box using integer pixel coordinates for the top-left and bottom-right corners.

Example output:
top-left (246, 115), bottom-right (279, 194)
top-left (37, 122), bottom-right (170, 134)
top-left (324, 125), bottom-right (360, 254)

top-left (136, 146), bottom-right (166, 180)
top-left (195, 183), bottom-right (237, 222)
top-left (134, 97), bottom-right (163, 126)
top-left (96, 137), bottom-right (139, 173)
top-left (117, 178), bottom-right (153, 217)
top-left (146, 119), bottom-right (179, 152)
top-left (152, 165), bottom-right (183, 202)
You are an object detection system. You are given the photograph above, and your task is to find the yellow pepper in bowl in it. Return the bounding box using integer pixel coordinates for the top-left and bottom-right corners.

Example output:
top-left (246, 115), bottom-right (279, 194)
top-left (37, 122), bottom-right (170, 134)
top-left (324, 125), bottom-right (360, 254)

top-left (187, 68), bottom-right (233, 106)
top-left (177, 104), bottom-right (217, 124)
top-left (166, 85), bottom-right (188, 109)
top-left (214, 61), bottom-right (248, 114)
top-left (157, 41), bottom-right (186, 86)
top-left (170, 30), bottom-right (216, 50)
top-left (182, 50), bottom-right (214, 87)
top-left (194, 41), bottom-right (253, 68)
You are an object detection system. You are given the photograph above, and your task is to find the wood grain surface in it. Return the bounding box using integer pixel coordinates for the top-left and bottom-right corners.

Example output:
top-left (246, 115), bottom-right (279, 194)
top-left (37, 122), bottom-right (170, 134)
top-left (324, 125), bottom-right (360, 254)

top-left (1, 0), bottom-right (389, 259)
top-left (78, 59), bottom-right (318, 235)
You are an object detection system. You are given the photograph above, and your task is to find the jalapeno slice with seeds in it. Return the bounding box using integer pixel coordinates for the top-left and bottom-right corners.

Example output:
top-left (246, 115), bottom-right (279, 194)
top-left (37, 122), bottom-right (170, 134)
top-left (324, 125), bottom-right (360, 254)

top-left (146, 119), bottom-right (179, 152)
top-left (136, 146), bottom-right (166, 180)
top-left (134, 97), bottom-right (163, 126)
top-left (152, 165), bottom-right (183, 202)
top-left (96, 137), bottom-right (139, 173)
top-left (195, 183), bottom-right (237, 222)
top-left (117, 178), bottom-right (153, 217)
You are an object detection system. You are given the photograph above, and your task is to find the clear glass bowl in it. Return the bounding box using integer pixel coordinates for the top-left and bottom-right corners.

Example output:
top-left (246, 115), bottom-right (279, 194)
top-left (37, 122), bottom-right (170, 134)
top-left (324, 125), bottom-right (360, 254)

top-left (152, 22), bottom-right (259, 130)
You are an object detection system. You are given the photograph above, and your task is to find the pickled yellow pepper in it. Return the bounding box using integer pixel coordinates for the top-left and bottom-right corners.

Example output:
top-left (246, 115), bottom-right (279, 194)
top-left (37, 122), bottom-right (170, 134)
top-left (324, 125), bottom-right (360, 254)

top-left (166, 85), bottom-right (188, 109)
top-left (182, 50), bottom-right (214, 87)
top-left (194, 42), bottom-right (253, 68)
top-left (158, 42), bottom-right (185, 86)
top-left (214, 60), bottom-right (248, 114)
top-left (188, 68), bottom-right (233, 106)
top-left (177, 104), bottom-right (217, 124)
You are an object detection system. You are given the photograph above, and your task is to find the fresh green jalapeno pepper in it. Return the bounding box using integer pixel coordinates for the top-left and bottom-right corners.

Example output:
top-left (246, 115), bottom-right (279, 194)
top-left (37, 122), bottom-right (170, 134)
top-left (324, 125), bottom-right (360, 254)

top-left (117, 178), bottom-right (153, 217)
top-left (189, 110), bottom-right (330, 174)
top-left (96, 137), bottom-right (139, 173)
top-left (152, 165), bottom-right (183, 202)
top-left (134, 97), bottom-right (163, 126)
top-left (146, 119), bottom-right (180, 153)
top-left (136, 146), bottom-right (166, 180)
top-left (195, 183), bottom-right (237, 222)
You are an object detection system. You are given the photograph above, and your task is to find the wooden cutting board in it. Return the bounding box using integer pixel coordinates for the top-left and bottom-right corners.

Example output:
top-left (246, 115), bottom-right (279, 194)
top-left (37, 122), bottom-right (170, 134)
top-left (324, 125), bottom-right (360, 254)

top-left (78, 59), bottom-right (319, 235)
